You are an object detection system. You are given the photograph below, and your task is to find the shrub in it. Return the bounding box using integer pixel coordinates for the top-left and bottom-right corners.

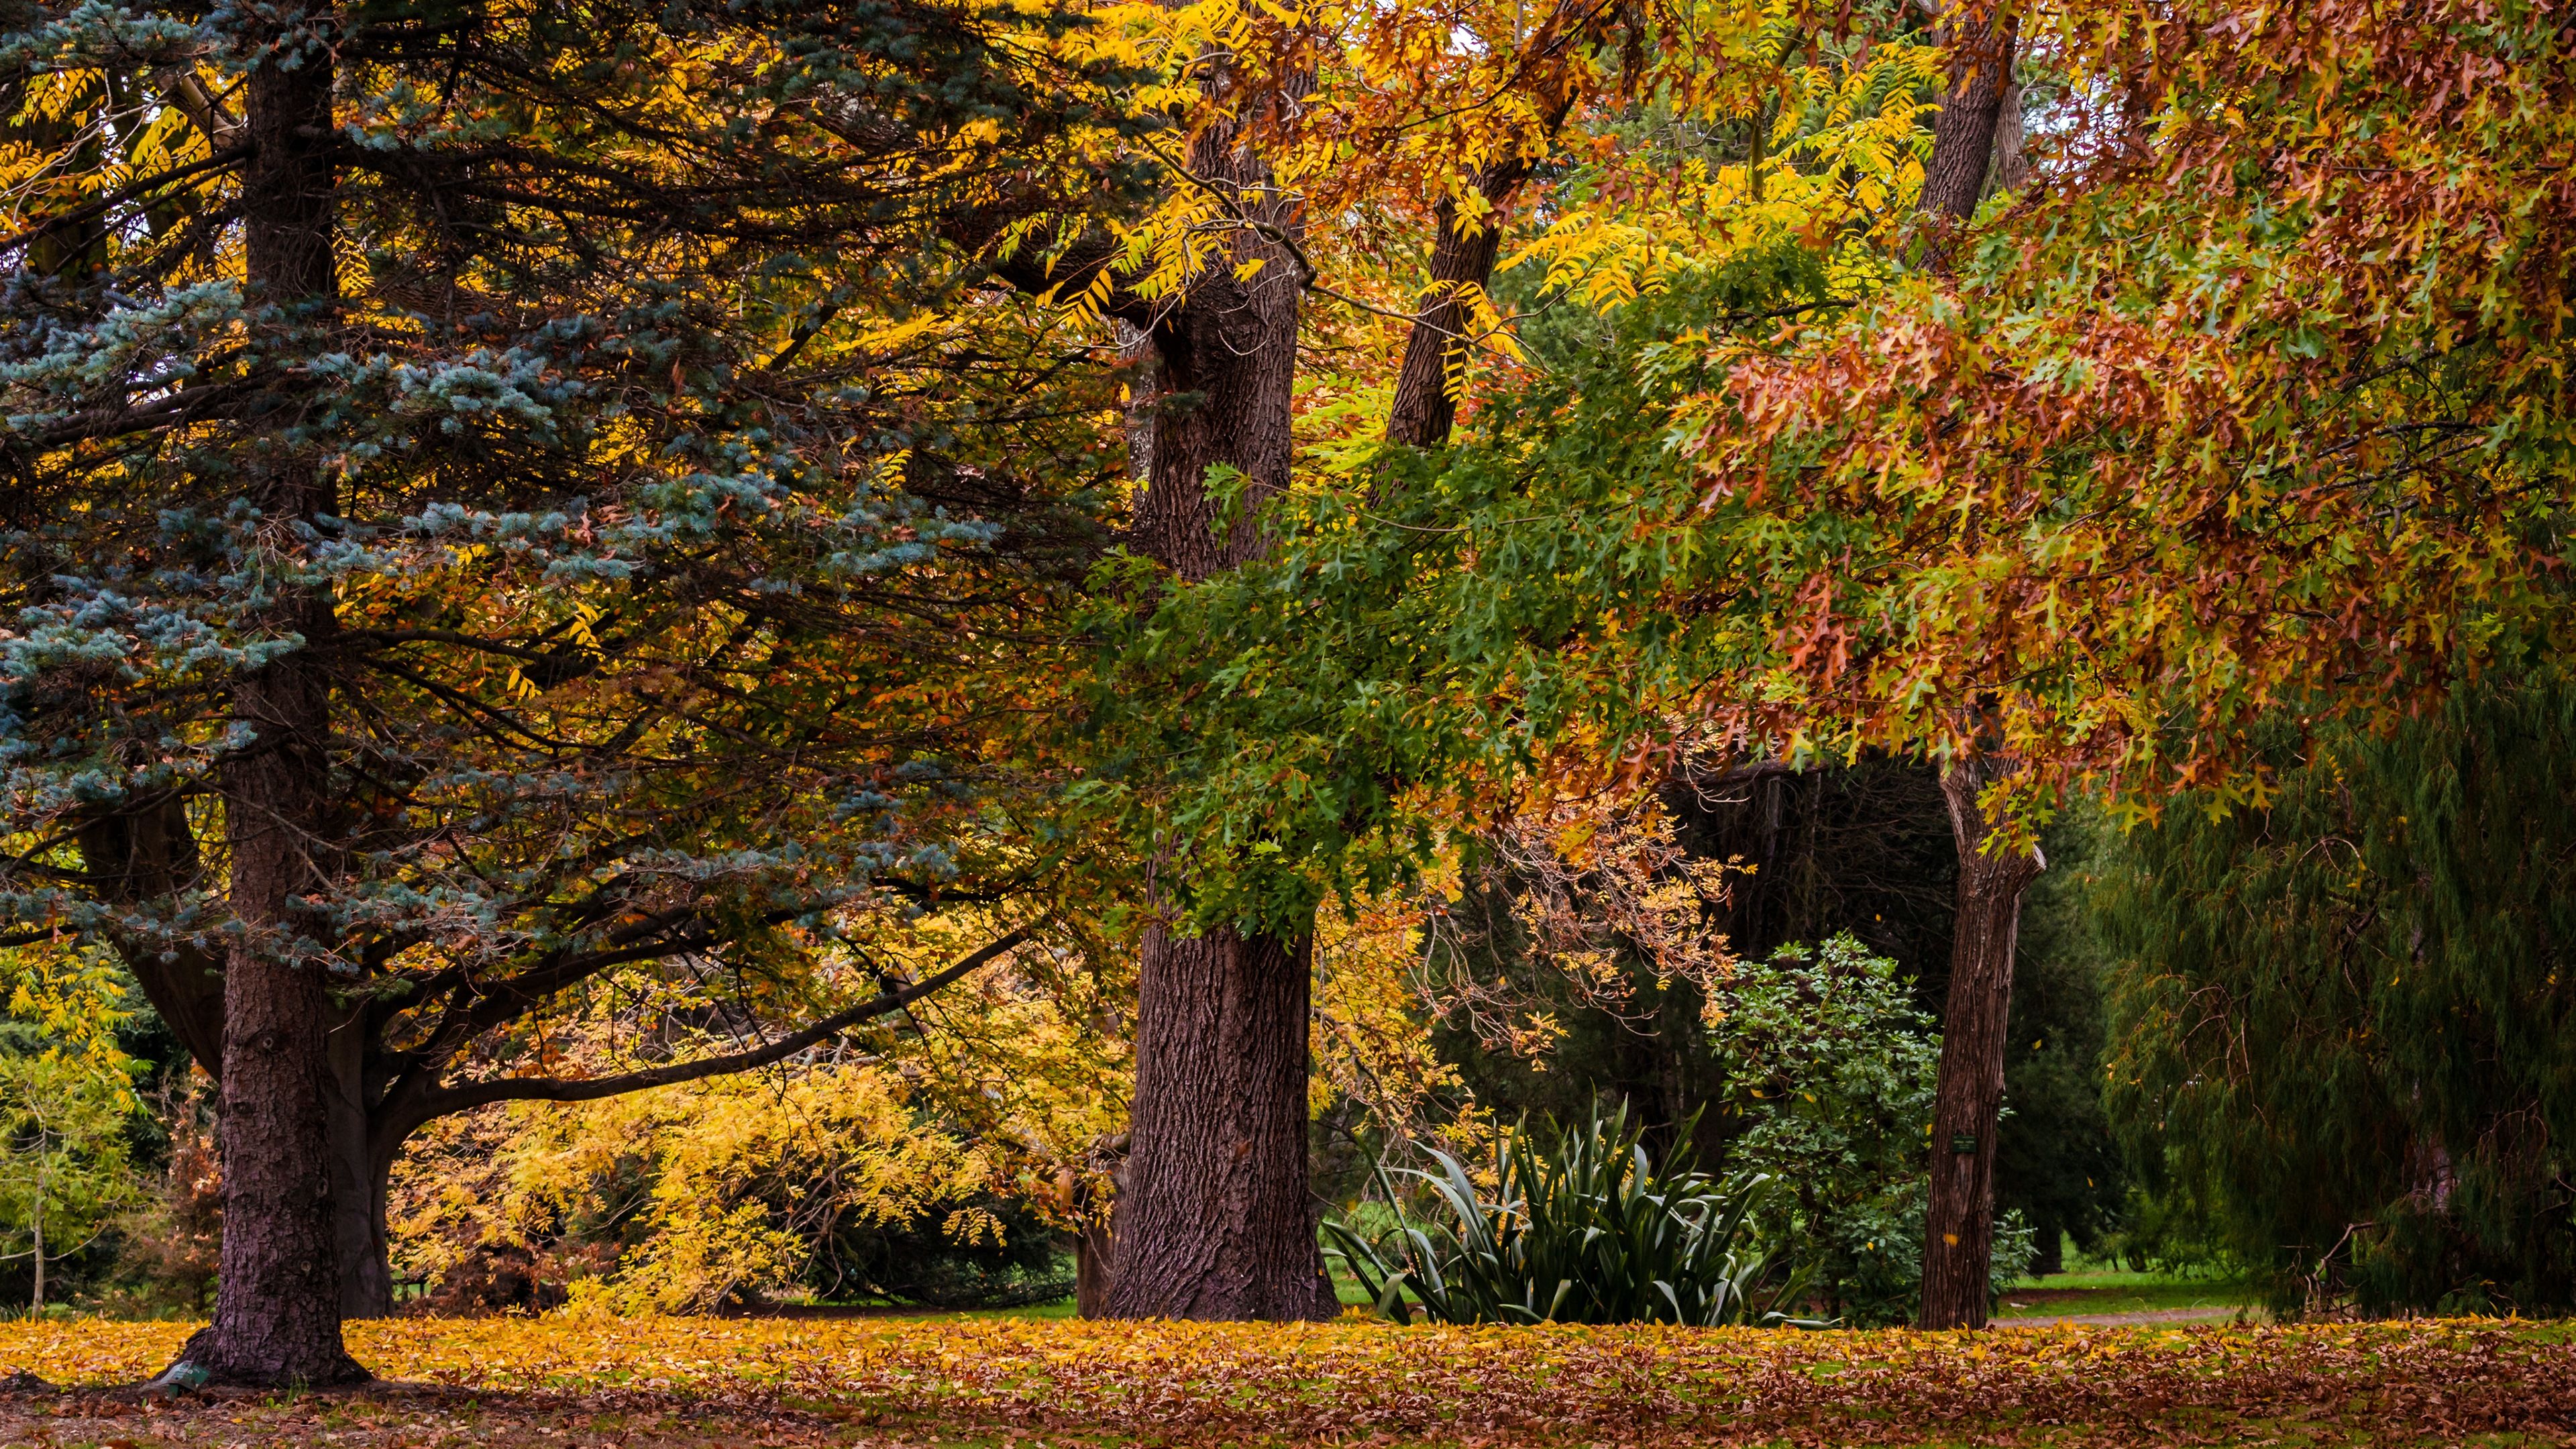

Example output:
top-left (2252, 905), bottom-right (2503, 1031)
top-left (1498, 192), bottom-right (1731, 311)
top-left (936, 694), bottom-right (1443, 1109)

top-left (1322, 1102), bottom-right (1803, 1326)
top-left (1711, 936), bottom-right (2036, 1324)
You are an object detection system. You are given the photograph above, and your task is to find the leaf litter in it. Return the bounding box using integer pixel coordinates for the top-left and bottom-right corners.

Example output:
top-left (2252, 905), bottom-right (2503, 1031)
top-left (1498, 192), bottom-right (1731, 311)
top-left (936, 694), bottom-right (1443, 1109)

top-left (1, 1316), bottom-right (2571, 1446)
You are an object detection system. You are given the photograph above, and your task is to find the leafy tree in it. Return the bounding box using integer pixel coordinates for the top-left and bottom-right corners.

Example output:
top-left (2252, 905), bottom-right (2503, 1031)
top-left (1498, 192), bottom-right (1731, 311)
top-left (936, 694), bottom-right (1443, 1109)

top-left (0, 947), bottom-right (146, 1310)
top-left (1151, 0), bottom-right (2576, 1328)
top-left (1661, 0), bottom-right (2576, 1321)
top-left (2101, 673), bottom-right (2576, 1315)
top-left (386, 926), bottom-right (1128, 1312)
top-left (963, 0), bottom-right (1922, 1322)
top-left (0, 0), bottom-right (1131, 1384)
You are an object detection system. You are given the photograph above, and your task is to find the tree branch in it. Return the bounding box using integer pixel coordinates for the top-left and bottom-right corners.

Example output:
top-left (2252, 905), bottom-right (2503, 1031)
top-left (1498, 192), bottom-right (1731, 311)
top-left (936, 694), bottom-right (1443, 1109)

top-left (406, 922), bottom-right (1036, 1121)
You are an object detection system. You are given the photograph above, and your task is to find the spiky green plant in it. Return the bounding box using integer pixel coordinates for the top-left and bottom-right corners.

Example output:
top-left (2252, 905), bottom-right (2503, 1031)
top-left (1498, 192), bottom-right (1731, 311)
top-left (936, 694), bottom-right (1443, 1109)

top-left (1323, 1103), bottom-right (1811, 1326)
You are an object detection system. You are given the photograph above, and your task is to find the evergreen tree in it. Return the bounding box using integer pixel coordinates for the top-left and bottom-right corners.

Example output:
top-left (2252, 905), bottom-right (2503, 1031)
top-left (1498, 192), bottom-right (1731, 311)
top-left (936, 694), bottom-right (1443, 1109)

top-left (0, 0), bottom-right (1125, 1384)
top-left (2102, 675), bottom-right (2576, 1313)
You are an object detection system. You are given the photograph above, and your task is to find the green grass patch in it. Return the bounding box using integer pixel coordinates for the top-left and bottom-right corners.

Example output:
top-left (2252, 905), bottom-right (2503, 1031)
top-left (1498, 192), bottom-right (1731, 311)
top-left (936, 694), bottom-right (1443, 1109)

top-left (1994, 1267), bottom-right (2259, 1320)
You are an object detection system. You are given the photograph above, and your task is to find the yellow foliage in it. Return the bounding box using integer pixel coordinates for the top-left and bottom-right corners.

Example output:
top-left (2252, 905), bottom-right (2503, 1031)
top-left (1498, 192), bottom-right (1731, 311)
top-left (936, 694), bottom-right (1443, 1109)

top-left (1311, 866), bottom-right (1491, 1163)
top-left (0, 944), bottom-right (136, 1095)
top-left (395, 1059), bottom-right (997, 1311)
top-left (385, 914), bottom-right (1132, 1306)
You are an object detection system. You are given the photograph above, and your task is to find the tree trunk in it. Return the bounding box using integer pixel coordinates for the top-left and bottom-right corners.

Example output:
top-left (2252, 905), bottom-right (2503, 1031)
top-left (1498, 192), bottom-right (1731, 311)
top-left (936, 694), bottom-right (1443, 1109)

top-left (74, 796), bottom-right (229, 1082)
top-left (1911, 1), bottom-right (2029, 1334)
top-left (160, 22), bottom-right (369, 1389)
top-left (1075, 1216), bottom-right (1116, 1318)
top-left (1384, 164), bottom-right (1526, 451)
top-left (1108, 928), bottom-right (1331, 1319)
top-left (1918, 1), bottom-right (2019, 226)
top-left (329, 1014), bottom-right (396, 1318)
top-left (1919, 758), bottom-right (2043, 1330)
top-left (1099, 92), bottom-right (1333, 1320)
top-left (84, 802), bottom-right (400, 1320)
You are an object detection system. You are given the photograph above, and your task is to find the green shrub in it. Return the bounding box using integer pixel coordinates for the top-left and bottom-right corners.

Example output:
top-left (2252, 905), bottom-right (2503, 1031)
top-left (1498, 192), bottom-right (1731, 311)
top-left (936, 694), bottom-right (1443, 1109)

top-left (1711, 936), bottom-right (2037, 1324)
top-left (1322, 1103), bottom-right (1805, 1326)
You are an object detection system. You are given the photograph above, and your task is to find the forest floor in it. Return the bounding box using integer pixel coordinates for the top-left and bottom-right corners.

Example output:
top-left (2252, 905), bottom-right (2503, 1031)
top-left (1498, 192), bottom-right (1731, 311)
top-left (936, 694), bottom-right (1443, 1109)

top-left (4, 1313), bottom-right (2572, 1448)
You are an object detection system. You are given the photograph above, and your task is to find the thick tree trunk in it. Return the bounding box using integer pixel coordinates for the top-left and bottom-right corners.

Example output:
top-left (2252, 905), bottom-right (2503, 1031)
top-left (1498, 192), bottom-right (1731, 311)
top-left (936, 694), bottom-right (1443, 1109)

top-left (85, 806), bottom-right (398, 1320)
top-left (1912, 1), bottom-right (2029, 1334)
top-left (1099, 95), bottom-right (1333, 1321)
top-left (188, 605), bottom-right (367, 1384)
top-left (161, 22), bottom-right (368, 1389)
top-left (1919, 759), bottom-right (2043, 1330)
top-left (1108, 928), bottom-right (1330, 1319)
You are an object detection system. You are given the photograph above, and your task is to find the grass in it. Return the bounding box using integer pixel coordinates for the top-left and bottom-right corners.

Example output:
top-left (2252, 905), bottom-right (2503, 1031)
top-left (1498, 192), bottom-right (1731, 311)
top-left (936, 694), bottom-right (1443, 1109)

top-left (1994, 1266), bottom-right (2261, 1321)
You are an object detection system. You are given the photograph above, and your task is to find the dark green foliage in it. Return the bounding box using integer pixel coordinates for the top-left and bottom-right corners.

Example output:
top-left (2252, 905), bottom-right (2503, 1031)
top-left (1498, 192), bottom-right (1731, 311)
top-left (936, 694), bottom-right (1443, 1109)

top-left (1998, 817), bottom-right (2128, 1274)
top-left (1322, 1102), bottom-right (1801, 1326)
top-left (819, 1195), bottom-right (1071, 1309)
top-left (1713, 936), bottom-right (1952, 1326)
top-left (2101, 674), bottom-right (2576, 1314)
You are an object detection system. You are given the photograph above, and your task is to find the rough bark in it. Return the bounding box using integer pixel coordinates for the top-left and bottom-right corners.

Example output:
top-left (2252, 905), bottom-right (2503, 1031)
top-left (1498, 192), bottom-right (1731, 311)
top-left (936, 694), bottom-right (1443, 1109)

top-left (193, 641), bottom-right (369, 1383)
top-left (76, 800), bottom-right (401, 1319)
top-left (1911, 0), bottom-right (2036, 1334)
top-left (1919, 758), bottom-right (2043, 1330)
top-left (1094, 87), bottom-right (1336, 1321)
top-left (1919, 2), bottom-right (2018, 225)
top-left (159, 23), bottom-right (370, 1389)
top-left (1109, 929), bottom-right (1330, 1319)
top-left (1384, 163), bottom-right (1527, 451)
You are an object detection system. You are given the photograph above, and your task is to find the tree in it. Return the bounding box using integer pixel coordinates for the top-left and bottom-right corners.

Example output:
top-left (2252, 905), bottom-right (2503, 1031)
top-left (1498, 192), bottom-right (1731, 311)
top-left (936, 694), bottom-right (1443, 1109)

top-left (1087, 0), bottom-right (2576, 1336)
top-left (971, 0), bottom-right (1783, 1320)
top-left (2100, 672), bottom-right (2576, 1315)
top-left (1, 0), bottom-right (1130, 1384)
top-left (1, 947), bottom-right (146, 1310)
top-left (1676, 0), bottom-right (2576, 1320)
top-left (1901, 0), bottom-right (2039, 1330)
top-left (1053, 1), bottom-right (1947, 1286)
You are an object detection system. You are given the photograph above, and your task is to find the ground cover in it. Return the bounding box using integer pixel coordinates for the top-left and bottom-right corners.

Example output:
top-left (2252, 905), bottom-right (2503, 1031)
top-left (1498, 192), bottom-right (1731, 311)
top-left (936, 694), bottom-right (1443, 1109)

top-left (3, 1315), bottom-right (2571, 1447)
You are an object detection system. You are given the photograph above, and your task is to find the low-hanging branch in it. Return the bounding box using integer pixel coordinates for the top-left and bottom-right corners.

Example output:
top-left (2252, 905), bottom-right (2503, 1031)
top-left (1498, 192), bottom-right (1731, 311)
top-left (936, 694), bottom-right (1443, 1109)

top-left (408, 921), bottom-right (1038, 1122)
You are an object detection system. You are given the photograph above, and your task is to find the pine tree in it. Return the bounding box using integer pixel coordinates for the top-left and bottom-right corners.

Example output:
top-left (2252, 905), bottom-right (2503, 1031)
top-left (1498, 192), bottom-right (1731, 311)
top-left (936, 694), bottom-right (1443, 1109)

top-left (0, 0), bottom-right (1124, 1384)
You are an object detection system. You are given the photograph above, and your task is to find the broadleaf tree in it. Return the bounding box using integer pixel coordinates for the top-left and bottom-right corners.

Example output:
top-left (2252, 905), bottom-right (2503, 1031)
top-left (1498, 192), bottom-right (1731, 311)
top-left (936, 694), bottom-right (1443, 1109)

top-left (1072, 0), bottom-right (2576, 1330)
top-left (968, 0), bottom-right (1898, 1320)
